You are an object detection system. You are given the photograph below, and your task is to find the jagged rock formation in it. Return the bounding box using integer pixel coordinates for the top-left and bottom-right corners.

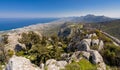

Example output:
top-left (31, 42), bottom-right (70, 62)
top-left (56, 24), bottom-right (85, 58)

top-left (58, 25), bottom-right (106, 70)
top-left (5, 55), bottom-right (41, 70)
top-left (89, 50), bottom-right (106, 70)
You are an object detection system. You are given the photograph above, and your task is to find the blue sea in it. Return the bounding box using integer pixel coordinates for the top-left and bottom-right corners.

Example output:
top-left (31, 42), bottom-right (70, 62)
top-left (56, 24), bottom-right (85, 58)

top-left (0, 18), bottom-right (59, 31)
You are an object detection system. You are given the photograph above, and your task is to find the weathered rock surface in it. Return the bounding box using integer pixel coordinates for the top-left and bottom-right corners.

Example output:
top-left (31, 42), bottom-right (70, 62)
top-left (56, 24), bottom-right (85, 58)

top-left (89, 50), bottom-right (106, 70)
top-left (70, 51), bottom-right (82, 62)
top-left (46, 59), bottom-right (67, 70)
top-left (5, 55), bottom-right (41, 70)
top-left (82, 51), bottom-right (90, 60)
top-left (89, 50), bottom-right (103, 64)
top-left (5, 33), bottom-right (25, 51)
top-left (67, 39), bottom-right (91, 52)
top-left (77, 39), bottom-right (91, 51)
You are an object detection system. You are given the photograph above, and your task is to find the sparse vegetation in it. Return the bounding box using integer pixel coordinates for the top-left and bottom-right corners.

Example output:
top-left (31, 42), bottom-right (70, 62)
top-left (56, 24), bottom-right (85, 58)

top-left (100, 43), bottom-right (120, 66)
top-left (63, 58), bottom-right (97, 70)
top-left (17, 31), bottom-right (66, 66)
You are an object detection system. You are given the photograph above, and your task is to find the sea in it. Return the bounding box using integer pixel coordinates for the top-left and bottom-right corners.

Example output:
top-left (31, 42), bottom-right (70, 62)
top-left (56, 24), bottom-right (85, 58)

top-left (0, 18), bottom-right (59, 31)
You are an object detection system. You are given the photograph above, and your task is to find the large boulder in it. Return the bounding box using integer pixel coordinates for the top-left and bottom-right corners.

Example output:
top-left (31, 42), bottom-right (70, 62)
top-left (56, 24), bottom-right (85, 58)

top-left (5, 55), bottom-right (41, 70)
top-left (46, 59), bottom-right (67, 70)
top-left (89, 50), bottom-right (106, 70)
top-left (76, 39), bottom-right (91, 51)
top-left (67, 39), bottom-right (91, 52)
top-left (89, 50), bottom-right (103, 64)
top-left (82, 51), bottom-right (90, 60)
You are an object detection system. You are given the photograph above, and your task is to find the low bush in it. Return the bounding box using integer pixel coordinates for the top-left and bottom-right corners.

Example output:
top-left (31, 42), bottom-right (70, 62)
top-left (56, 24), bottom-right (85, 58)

top-left (7, 49), bottom-right (14, 57)
top-left (63, 58), bottom-right (97, 70)
top-left (90, 45), bottom-right (99, 50)
top-left (100, 43), bottom-right (120, 66)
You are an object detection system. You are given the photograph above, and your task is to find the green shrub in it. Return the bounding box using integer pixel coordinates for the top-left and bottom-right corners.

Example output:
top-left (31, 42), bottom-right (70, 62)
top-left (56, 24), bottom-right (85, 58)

top-left (100, 43), bottom-right (120, 66)
top-left (0, 65), bottom-right (2, 70)
top-left (16, 50), bottom-right (25, 56)
top-left (63, 62), bottom-right (81, 70)
top-left (17, 31), bottom-right (66, 66)
top-left (94, 29), bottom-right (112, 43)
top-left (90, 45), bottom-right (99, 50)
top-left (64, 58), bottom-right (97, 70)
top-left (7, 49), bottom-right (14, 57)
top-left (2, 34), bottom-right (9, 44)
top-left (18, 31), bottom-right (41, 52)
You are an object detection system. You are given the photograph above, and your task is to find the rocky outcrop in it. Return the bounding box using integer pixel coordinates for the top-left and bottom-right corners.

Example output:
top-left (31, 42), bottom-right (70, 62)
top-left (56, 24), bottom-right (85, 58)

top-left (5, 33), bottom-right (25, 51)
top-left (67, 39), bottom-right (91, 52)
top-left (67, 33), bottom-right (105, 52)
top-left (89, 50), bottom-right (106, 70)
top-left (5, 55), bottom-right (41, 70)
top-left (82, 51), bottom-right (90, 60)
top-left (77, 39), bottom-right (91, 51)
top-left (46, 59), bottom-right (67, 70)
top-left (5, 31), bottom-right (42, 52)
top-left (89, 50), bottom-right (103, 64)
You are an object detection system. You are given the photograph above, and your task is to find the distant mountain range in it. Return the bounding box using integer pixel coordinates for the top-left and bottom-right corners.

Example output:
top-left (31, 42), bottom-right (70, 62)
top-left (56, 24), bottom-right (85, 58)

top-left (55, 14), bottom-right (115, 23)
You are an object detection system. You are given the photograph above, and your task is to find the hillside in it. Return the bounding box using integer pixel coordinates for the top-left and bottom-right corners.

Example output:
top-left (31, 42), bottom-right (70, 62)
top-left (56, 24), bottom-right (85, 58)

top-left (0, 15), bottom-right (120, 70)
top-left (0, 23), bottom-right (120, 70)
top-left (99, 19), bottom-right (120, 40)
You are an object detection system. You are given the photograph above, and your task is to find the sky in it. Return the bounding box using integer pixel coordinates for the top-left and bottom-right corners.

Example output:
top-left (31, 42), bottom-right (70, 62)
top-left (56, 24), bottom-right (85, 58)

top-left (0, 0), bottom-right (120, 18)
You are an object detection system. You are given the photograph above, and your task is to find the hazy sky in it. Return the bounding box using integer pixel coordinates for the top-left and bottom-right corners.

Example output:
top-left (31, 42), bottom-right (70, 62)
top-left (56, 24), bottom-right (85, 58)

top-left (0, 0), bottom-right (120, 18)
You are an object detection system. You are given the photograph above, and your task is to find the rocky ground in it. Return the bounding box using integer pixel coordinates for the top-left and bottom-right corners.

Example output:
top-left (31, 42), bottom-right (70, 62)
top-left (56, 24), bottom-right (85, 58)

top-left (0, 23), bottom-right (120, 70)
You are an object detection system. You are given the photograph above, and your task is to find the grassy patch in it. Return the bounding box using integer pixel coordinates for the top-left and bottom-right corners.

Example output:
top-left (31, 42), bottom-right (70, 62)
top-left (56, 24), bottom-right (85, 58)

top-left (63, 58), bottom-right (97, 70)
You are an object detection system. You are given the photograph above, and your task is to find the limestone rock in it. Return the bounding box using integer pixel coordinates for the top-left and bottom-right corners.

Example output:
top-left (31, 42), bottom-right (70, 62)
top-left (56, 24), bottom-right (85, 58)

top-left (47, 64), bottom-right (59, 70)
top-left (5, 55), bottom-right (41, 70)
top-left (76, 39), bottom-right (91, 51)
top-left (46, 59), bottom-right (57, 66)
top-left (70, 51), bottom-right (82, 62)
top-left (5, 33), bottom-right (25, 51)
top-left (67, 39), bottom-right (91, 52)
top-left (82, 39), bottom-right (91, 46)
top-left (82, 51), bottom-right (90, 60)
top-left (89, 50), bottom-right (106, 70)
top-left (89, 50), bottom-right (103, 64)
top-left (46, 59), bottom-right (67, 70)
top-left (56, 61), bottom-right (67, 69)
